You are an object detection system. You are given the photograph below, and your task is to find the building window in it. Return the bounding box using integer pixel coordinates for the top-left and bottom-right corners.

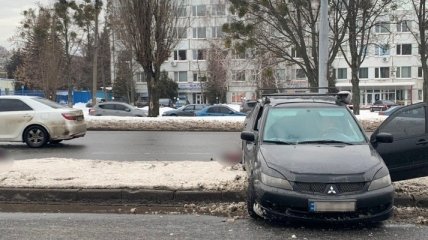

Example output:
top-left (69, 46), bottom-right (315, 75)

top-left (291, 48), bottom-right (302, 58)
top-left (192, 5), bottom-right (206, 17)
top-left (250, 70), bottom-right (258, 82)
top-left (232, 70), bottom-right (246, 81)
top-left (192, 49), bottom-right (206, 60)
top-left (275, 69), bottom-right (286, 81)
top-left (419, 89), bottom-right (423, 101)
top-left (193, 27), bottom-right (206, 39)
top-left (193, 72), bottom-right (207, 82)
top-left (178, 6), bottom-right (187, 17)
top-left (419, 67), bottom-right (423, 78)
top-left (212, 26), bottom-right (223, 38)
top-left (174, 50), bottom-right (187, 61)
top-left (175, 27), bottom-right (187, 39)
top-left (212, 4), bottom-right (226, 16)
top-left (375, 21), bottom-right (390, 33)
top-left (136, 71), bottom-right (146, 82)
top-left (295, 69), bottom-right (306, 79)
top-left (337, 68), bottom-right (347, 79)
top-left (359, 67), bottom-right (368, 79)
top-left (396, 66), bottom-right (411, 78)
top-left (397, 21), bottom-right (411, 32)
top-left (375, 67), bottom-right (390, 78)
top-left (232, 50), bottom-right (245, 59)
top-left (174, 71), bottom-right (188, 82)
top-left (396, 44), bottom-right (412, 55)
top-left (375, 44), bottom-right (390, 56)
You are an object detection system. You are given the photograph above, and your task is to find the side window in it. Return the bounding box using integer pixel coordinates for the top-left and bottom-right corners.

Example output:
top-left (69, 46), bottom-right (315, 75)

top-left (380, 106), bottom-right (425, 139)
top-left (99, 104), bottom-right (114, 110)
top-left (0, 99), bottom-right (33, 112)
top-left (115, 104), bottom-right (128, 111)
top-left (195, 105), bottom-right (204, 110)
top-left (184, 106), bottom-right (193, 111)
top-left (220, 107), bottom-right (231, 113)
top-left (207, 107), bottom-right (216, 113)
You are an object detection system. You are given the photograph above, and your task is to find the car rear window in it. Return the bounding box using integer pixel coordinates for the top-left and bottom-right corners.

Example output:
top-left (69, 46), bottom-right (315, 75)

top-left (32, 98), bottom-right (67, 109)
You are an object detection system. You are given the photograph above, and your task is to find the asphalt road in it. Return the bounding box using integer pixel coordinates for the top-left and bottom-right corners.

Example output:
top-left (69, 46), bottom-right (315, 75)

top-left (0, 213), bottom-right (427, 240)
top-left (1, 131), bottom-right (241, 161)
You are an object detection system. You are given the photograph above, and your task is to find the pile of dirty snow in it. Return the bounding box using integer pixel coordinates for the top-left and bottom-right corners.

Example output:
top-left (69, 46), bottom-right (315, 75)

top-left (0, 158), bottom-right (246, 191)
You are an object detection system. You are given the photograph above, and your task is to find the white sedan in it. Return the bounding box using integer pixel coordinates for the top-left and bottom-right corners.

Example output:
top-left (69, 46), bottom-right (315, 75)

top-left (0, 96), bottom-right (86, 148)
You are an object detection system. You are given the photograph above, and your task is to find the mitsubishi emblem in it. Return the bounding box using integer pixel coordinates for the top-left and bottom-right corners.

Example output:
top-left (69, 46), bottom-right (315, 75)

top-left (327, 185), bottom-right (337, 195)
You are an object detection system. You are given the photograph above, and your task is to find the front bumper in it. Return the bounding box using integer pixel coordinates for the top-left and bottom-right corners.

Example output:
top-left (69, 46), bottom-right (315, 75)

top-left (254, 181), bottom-right (394, 223)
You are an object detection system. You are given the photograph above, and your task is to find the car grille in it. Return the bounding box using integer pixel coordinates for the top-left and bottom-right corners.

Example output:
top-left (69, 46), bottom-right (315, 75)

top-left (293, 182), bottom-right (366, 195)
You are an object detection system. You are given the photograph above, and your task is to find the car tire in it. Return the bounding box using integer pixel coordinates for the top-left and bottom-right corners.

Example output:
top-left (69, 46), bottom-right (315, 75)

top-left (49, 140), bottom-right (63, 144)
top-left (247, 176), bottom-right (260, 219)
top-left (24, 125), bottom-right (48, 148)
top-left (171, 114), bottom-right (177, 117)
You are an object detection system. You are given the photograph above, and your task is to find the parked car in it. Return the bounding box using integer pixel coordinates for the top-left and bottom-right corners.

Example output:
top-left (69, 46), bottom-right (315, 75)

top-left (240, 100), bottom-right (258, 113)
top-left (379, 105), bottom-right (403, 116)
top-left (370, 100), bottom-right (398, 112)
top-left (85, 98), bottom-right (106, 107)
top-left (195, 105), bottom-right (247, 116)
top-left (240, 91), bottom-right (428, 223)
top-left (89, 102), bottom-right (147, 117)
top-left (0, 96), bottom-right (86, 148)
top-left (159, 98), bottom-right (174, 108)
top-left (162, 104), bottom-right (208, 116)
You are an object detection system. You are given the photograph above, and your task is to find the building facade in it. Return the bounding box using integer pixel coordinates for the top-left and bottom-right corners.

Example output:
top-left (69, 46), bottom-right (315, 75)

top-left (111, 1), bottom-right (425, 106)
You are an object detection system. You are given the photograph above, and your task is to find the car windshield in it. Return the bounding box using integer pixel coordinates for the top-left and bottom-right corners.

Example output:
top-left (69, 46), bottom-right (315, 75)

top-left (263, 107), bottom-right (366, 144)
top-left (32, 97), bottom-right (68, 109)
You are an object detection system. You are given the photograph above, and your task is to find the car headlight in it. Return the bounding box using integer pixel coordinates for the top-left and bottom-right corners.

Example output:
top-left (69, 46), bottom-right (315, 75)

top-left (260, 172), bottom-right (293, 190)
top-left (368, 174), bottom-right (391, 191)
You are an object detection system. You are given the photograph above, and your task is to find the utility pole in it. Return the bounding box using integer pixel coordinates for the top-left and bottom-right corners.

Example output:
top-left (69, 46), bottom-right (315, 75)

top-left (92, 0), bottom-right (100, 106)
top-left (318, 0), bottom-right (328, 93)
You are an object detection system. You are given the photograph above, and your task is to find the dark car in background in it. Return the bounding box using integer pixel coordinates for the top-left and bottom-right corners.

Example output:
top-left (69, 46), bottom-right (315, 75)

top-left (370, 100), bottom-right (398, 112)
top-left (89, 102), bottom-right (147, 117)
top-left (379, 105), bottom-right (403, 116)
top-left (241, 91), bottom-right (428, 223)
top-left (162, 104), bottom-right (208, 116)
top-left (195, 105), bottom-right (246, 117)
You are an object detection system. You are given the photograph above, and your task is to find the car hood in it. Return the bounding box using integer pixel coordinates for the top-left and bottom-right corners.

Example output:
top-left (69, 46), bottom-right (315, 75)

top-left (260, 144), bottom-right (384, 182)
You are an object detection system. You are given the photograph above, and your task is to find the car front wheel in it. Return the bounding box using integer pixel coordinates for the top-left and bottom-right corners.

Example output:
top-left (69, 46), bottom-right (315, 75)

top-left (24, 126), bottom-right (48, 148)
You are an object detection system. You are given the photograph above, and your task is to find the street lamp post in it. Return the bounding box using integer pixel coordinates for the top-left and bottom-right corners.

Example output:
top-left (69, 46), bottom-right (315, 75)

top-left (318, 0), bottom-right (329, 93)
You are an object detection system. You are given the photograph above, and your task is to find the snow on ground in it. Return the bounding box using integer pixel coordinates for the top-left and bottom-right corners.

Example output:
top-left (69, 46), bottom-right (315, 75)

top-left (0, 158), bottom-right (246, 191)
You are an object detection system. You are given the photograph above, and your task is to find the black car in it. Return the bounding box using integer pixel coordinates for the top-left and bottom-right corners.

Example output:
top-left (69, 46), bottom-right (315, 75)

top-left (370, 100), bottom-right (398, 112)
top-left (162, 104), bottom-right (208, 116)
top-left (241, 91), bottom-right (428, 223)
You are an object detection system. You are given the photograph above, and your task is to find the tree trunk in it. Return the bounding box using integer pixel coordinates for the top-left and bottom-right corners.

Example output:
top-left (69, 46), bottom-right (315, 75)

top-left (351, 62), bottom-right (360, 115)
top-left (146, 71), bottom-right (159, 117)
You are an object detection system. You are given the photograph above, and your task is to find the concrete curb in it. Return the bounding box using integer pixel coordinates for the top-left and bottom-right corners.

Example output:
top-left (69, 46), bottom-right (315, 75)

top-left (0, 188), bottom-right (245, 204)
top-left (0, 188), bottom-right (427, 208)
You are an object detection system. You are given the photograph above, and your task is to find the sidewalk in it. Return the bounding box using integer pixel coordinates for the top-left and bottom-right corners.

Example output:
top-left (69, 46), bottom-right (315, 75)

top-left (0, 158), bottom-right (427, 207)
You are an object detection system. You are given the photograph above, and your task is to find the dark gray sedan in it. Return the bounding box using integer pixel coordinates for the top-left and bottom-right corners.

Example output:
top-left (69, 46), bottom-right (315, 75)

top-left (89, 102), bottom-right (147, 117)
top-left (162, 104), bottom-right (208, 116)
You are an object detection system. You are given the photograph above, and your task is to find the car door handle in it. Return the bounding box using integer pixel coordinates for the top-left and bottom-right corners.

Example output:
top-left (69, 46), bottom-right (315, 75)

top-left (416, 139), bottom-right (428, 145)
top-left (23, 114), bottom-right (32, 118)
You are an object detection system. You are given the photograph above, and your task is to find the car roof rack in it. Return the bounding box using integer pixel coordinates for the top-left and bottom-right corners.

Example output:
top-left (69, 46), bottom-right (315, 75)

top-left (259, 88), bottom-right (352, 106)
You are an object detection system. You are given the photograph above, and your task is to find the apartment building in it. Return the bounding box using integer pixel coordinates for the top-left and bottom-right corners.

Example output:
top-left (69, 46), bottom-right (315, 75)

top-left (112, 1), bottom-right (425, 106)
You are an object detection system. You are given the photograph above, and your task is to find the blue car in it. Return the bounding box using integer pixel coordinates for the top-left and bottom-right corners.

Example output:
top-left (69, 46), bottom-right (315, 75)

top-left (195, 105), bottom-right (247, 116)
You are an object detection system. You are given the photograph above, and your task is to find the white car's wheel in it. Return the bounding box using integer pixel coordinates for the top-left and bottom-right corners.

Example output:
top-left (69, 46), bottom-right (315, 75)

top-left (24, 126), bottom-right (48, 148)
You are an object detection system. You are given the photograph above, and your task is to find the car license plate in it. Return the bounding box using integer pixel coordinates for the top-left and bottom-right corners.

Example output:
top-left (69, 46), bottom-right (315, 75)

top-left (308, 201), bottom-right (356, 212)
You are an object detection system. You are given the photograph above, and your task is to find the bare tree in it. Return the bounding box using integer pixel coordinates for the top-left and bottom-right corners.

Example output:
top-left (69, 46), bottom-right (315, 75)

top-left (340, 0), bottom-right (393, 114)
top-left (224, 0), bottom-right (348, 90)
top-left (113, 0), bottom-right (183, 117)
top-left (410, 0), bottom-right (428, 103)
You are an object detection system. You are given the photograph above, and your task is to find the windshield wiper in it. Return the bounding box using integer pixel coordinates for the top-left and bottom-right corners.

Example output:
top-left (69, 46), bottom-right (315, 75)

top-left (263, 140), bottom-right (296, 145)
top-left (297, 140), bottom-right (354, 145)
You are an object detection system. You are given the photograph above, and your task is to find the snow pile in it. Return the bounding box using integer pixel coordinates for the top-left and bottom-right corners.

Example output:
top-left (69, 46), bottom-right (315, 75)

top-left (85, 116), bottom-right (246, 131)
top-left (0, 158), bottom-right (246, 191)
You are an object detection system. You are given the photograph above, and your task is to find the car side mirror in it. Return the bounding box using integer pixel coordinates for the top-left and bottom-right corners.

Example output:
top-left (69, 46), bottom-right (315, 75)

top-left (241, 131), bottom-right (255, 142)
top-left (125, 108), bottom-right (131, 112)
top-left (375, 132), bottom-right (393, 143)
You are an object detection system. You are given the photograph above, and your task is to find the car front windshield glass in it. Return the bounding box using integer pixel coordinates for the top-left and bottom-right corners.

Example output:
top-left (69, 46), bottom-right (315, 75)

top-left (33, 97), bottom-right (67, 109)
top-left (263, 107), bottom-right (366, 144)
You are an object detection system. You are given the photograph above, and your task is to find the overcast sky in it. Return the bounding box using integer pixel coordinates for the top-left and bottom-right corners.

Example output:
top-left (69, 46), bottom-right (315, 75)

top-left (0, 0), bottom-right (53, 50)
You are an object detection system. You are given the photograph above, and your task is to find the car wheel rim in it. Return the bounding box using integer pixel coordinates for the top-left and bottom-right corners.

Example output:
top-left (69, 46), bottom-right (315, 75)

top-left (28, 129), bottom-right (45, 145)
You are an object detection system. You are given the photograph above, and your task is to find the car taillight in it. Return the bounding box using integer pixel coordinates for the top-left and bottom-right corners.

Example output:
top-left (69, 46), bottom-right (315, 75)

top-left (89, 108), bottom-right (96, 115)
top-left (62, 113), bottom-right (78, 120)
